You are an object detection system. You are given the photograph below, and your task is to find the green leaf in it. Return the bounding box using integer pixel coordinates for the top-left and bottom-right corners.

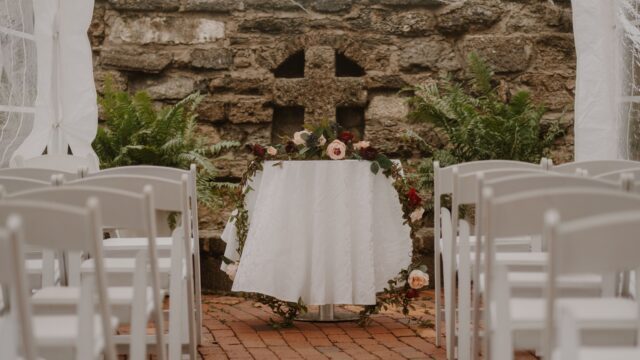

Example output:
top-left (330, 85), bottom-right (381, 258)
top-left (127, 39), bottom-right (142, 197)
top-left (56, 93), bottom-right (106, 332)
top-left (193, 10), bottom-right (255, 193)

top-left (376, 154), bottom-right (393, 170)
top-left (370, 162), bottom-right (380, 175)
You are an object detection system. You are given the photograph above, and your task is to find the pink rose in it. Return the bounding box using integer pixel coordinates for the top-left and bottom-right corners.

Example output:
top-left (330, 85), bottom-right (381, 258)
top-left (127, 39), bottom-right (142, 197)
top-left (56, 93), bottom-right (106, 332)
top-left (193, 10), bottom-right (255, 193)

top-left (353, 141), bottom-right (370, 151)
top-left (225, 263), bottom-right (238, 281)
top-left (293, 130), bottom-right (311, 145)
top-left (408, 269), bottom-right (429, 289)
top-left (410, 208), bottom-right (425, 223)
top-left (326, 140), bottom-right (347, 160)
top-left (267, 146), bottom-right (277, 156)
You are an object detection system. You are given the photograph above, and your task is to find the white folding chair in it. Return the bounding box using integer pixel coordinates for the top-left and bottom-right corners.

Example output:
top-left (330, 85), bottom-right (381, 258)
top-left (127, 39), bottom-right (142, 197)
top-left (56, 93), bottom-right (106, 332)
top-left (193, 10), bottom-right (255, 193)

top-left (454, 172), bottom-right (620, 359)
top-left (541, 210), bottom-right (640, 360)
top-left (434, 159), bottom-right (545, 353)
top-left (483, 188), bottom-right (640, 358)
top-left (0, 167), bottom-right (79, 182)
top-left (67, 174), bottom-right (197, 359)
top-left (85, 164), bottom-right (203, 344)
top-left (0, 216), bottom-right (37, 360)
top-left (596, 168), bottom-right (640, 182)
top-left (7, 186), bottom-right (166, 359)
top-left (0, 176), bottom-right (50, 194)
top-left (549, 159), bottom-right (640, 176)
top-left (0, 199), bottom-right (117, 360)
top-left (11, 154), bottom-right (99, 173)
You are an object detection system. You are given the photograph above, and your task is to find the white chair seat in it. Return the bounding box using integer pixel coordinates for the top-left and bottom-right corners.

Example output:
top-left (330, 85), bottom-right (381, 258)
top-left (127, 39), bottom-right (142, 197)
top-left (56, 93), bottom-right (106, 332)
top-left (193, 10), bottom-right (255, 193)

top-left (440, 235), bottom-right (532, 253)
top-left (480, 272), bottom-right (602, 292)
top-left (508, 298), bottom-right (636, 331)
top-left (102, 236), bottom-right (194, 253)
top-left (32, 286), bottom-right (160, 308)
top-left (33, 314), bottom-right (118, 350)
top-left (81, 257), bottom-right (176, 274)
top-left (553, 347), bottom-right (640, 360)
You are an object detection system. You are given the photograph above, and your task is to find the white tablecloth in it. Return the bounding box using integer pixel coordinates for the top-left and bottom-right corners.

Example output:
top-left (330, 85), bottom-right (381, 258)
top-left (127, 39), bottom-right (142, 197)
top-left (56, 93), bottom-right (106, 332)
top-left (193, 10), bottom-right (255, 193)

top-left (221, 160), bottom-right (412, 305)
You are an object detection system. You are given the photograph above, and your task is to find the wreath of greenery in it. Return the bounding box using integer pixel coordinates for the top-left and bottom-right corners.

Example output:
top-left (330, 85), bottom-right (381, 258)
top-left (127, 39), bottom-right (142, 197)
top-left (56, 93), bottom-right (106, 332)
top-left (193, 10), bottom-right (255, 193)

top-left (224, 121), bottom-right (430, 327)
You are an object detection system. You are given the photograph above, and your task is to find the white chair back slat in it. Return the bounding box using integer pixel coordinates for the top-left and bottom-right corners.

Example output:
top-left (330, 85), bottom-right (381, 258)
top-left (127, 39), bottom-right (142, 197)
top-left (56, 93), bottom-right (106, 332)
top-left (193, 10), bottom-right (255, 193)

top-left (12, 154), bottom-right (99, 173)
top-left (486, 173), bottom-right (619, 200)
top-left (0, 168), bottom-right (78, 182)
top-left (440, 207), bottom-right (454, 360)
top-left (553, 211), bottom-right (640, 276)
top-left (68, 175), bottom-right (184, 212)
top-left (487, 188), bottom-right (640, 239)
top-left (8, 186), bottom-right (147, 231)
top-left (596, 168), bottom-right (640, 181)
top-left (438, 160), bottom-right (542, 194)
top-left (550, 159), bottom-right (640, 175)
top-left (456, 168), bottom-right (548, 205)
top-left (0, 176), bottom-right (50, 194)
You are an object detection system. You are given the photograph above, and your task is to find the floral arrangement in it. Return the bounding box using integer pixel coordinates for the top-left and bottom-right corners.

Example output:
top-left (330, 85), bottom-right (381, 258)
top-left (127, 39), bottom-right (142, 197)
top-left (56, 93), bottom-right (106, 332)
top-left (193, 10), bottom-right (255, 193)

top-left (224, 122), bottom-right (429, 327)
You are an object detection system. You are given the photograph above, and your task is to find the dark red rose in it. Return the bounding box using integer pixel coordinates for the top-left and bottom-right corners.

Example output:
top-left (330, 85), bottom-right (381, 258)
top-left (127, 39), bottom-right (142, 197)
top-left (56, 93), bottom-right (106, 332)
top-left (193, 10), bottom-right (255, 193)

top-left (252, 144), bottom-right (266, 157)
top-left (338, 131), bottom-right (354, 143)
top-left (285, 141), bottom-right (297, 154)
top-left (406, 188), bottom-right (422, 207)
top-left (359, 146), bottom-right (378, 161)
top-left (406, 288), bottom-right (419, 299)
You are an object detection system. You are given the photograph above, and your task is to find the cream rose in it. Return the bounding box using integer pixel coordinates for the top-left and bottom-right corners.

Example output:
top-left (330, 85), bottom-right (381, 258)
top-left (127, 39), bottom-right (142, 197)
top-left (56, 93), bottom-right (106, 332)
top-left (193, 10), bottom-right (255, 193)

top-left (410, 208), bottom-right (425, 223)
top-left (318, 135), bottom-right (327, 146)
top-left (408, 269), bottom-right (429, 289)
top-left (293, 130), bottom-right (311, 145)
top-left (353, 140), bottom-right (370, 151)
top-left (267, 146), bottom-right (278, 156)
top-left (327, 140), bottom-right (347, 160)
top-left (225, 263), bottom-right (239, 281)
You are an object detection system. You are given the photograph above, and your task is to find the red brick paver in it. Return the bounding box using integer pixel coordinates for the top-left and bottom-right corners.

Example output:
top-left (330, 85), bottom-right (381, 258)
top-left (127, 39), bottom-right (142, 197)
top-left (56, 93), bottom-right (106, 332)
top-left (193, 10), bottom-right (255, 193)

top-left (198, 290), bottom-right (537, 360)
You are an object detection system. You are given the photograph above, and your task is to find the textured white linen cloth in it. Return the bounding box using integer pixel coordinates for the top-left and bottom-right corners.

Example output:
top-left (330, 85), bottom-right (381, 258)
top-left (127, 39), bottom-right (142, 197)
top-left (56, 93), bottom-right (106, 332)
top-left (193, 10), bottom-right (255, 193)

top-left (221, 160), bottom-right (412, 305)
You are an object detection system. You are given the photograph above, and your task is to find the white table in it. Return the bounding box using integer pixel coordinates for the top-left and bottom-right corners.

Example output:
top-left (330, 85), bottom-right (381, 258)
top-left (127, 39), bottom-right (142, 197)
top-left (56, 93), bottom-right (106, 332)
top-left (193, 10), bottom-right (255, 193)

top-left (221, 160), bottom-right (412, 307)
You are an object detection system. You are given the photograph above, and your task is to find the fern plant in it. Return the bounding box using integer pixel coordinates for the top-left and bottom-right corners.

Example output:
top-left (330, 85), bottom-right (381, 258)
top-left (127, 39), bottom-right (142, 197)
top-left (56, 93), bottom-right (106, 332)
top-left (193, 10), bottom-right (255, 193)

top-left (93, 80), bottom-right (239, 210)
top-left (404, 53), bottom-right (562, 212)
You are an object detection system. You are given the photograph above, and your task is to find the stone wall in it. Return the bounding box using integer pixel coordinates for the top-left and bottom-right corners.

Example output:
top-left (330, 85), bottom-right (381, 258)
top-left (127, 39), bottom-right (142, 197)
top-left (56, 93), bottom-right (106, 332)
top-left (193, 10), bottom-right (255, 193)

top-left (89, 0), bottom-right (575, 290)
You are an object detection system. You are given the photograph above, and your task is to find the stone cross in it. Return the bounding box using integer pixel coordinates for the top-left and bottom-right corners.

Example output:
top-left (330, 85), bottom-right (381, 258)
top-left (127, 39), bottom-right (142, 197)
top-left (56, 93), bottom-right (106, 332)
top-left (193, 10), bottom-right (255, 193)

top-left (272, 46), bottom-right (368, 124)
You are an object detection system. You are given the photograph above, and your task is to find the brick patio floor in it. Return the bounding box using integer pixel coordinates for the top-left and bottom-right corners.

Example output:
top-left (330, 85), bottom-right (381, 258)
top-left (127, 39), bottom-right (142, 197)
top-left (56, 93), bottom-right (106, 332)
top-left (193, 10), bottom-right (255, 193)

top-left (198, 290), bottom-right (538, 360)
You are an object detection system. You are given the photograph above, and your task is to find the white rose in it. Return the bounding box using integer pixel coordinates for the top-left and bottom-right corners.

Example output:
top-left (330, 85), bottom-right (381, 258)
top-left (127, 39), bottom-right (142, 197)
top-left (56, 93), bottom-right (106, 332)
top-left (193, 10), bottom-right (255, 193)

top-left (410, 208), bottom-right (425, 223)
top-left (225, 263), bottom-right (239, 281)
top-left (408, 269), bottom-right (429, 289)
top-left (267, 146), bottom-right (277, 156)
top-left (293, 130), bottom-right (311, 145)
top-left (326, 140), bottom-right (347, 160)
top-left (318, 135), bottom-right (327, 146)
top-left (353, 141), bottom-right (370, 151)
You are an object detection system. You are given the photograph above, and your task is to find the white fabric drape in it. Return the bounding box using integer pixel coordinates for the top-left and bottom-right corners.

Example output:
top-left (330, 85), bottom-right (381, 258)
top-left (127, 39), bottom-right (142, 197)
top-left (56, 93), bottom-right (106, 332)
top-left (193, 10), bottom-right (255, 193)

top-left (571, 0), bottom-right (625, 160)
top-left (0, 0), bottom-right (37, 168)
top-left (12, 0), bottom-right (98, 165)
top-left (222, 160), bottom-right (412, 305)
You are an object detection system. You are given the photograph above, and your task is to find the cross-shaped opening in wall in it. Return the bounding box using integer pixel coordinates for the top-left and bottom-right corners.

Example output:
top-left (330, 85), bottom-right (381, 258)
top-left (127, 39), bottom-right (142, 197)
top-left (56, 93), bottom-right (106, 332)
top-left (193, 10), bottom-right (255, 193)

top-left (272, 46), bottom-right (368, 141)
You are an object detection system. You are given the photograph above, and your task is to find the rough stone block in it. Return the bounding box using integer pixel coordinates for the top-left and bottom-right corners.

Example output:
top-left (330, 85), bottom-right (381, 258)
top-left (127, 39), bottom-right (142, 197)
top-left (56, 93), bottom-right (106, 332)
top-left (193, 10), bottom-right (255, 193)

top-left (349, 9), bottom-right (437, 37)
top-left (197, 97), bottom-right (227, 123)
top-left (436, 1), bottom-right (503, 35)
top-left (366, 95), bottom-right (409, 122)
top-left (183, 0), bottom-right (244, 12)
top-left (107, 0), bottom-right (179, 11)
top-left (398, 37), bottom-right (460, 73)
top-left (367, 0), bottom-right (444, 6)
top-left (94, 69), bottom-right (128, 94)
top-left (190, 48), bottom-right (233, 70)
top-left (228, 97), bottom-right (273, 124)
top-left (108, 16), bottom-right (225, 45)
top-left (100, 48), bottom-right (172, 73)
top-left (461, 35), bottom-right (532, 73)
top-left (311, 0), bottom-right (353, 13)
top-left (238, 17), bottom-right (304, 34)
top-left (142, 75), bottom-right (197, 100)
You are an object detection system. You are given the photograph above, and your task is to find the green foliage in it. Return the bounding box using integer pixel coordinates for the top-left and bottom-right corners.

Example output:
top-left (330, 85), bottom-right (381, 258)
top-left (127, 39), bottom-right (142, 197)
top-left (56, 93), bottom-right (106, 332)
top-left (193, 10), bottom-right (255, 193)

top-left (93, 79), bottom-right (239, 210)
top-left (405, 53), bottom-right (562, 204)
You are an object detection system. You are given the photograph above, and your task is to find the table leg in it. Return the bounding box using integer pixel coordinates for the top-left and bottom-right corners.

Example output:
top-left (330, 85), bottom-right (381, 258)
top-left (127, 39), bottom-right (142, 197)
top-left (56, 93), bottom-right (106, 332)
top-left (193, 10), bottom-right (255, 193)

top-left (295, 304), bottom-right (360, 322)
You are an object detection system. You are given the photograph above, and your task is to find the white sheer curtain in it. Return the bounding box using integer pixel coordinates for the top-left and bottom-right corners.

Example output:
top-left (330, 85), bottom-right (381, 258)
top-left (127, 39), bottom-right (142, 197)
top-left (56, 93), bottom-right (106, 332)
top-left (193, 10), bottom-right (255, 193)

top-left (572, 0), bottom-right (640, 160)
top-left (0, 0), bottom-right (37, 168)
top-left (11, 0), bottom-right (99, 166)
